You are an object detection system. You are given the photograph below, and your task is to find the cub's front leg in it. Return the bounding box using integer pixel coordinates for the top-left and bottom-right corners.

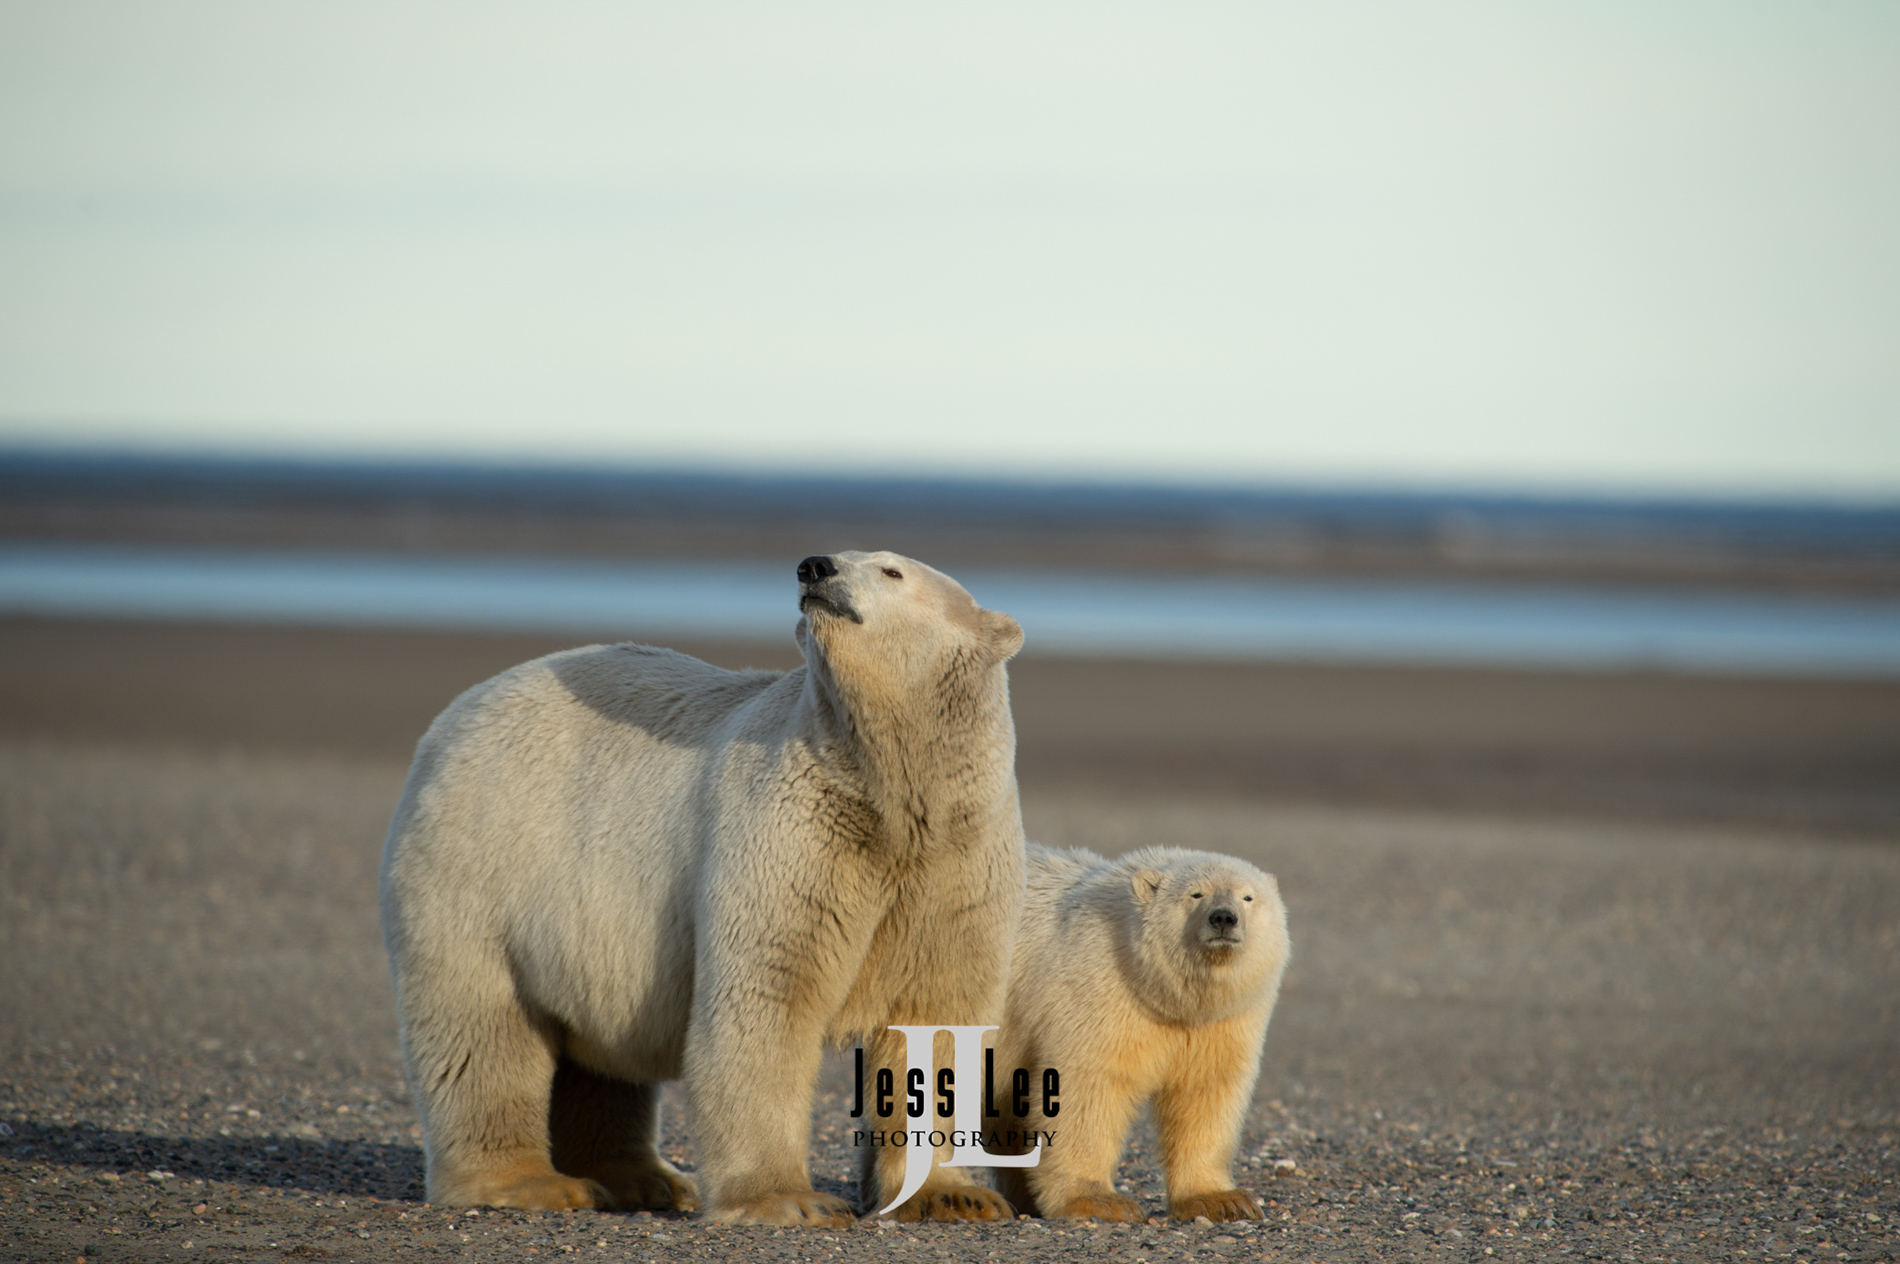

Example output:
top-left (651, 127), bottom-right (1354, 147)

top-left (1151, 1020), bottom-right (1267, 1222)
top-left (1011, 1061), bottom-right (1145, 1222)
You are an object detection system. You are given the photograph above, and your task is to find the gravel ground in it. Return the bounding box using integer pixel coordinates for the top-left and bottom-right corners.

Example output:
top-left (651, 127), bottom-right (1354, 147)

top-left (4, 740), bottom-right (1897, 1262)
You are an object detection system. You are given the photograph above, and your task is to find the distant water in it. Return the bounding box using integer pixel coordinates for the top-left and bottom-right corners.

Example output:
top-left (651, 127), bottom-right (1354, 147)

top-left (3, 543), bottom-right (1898, 677)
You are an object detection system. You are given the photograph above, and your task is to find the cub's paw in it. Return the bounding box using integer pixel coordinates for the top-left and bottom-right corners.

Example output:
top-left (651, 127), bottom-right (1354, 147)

top-left (469, 1172), bottom-right (610, 1211)
top-left (1170, 1190), bottom-right (1264, 1222)
top-left (1053, 1192), bottom-right (1146, 1222)
top-left (887, 1186), bottom-right (1016, 1222)
top-left (591, 1161), bottom-right (700, 1213)
top-left (714, 1191), bottom-right (856, 1227)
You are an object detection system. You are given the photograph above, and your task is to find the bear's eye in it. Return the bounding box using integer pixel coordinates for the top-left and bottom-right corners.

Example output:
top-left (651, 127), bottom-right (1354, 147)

top-left (1243, 895), bottom-right (1253, 902)
top-left (1190, 892), bottom-right (1203, 900)
top-left (882, 567), bottom-right (904, 579)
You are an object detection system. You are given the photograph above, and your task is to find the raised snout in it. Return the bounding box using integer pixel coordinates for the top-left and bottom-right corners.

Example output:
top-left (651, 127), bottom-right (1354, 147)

top-left (796, 554), bottom-right (862, 623)
top-left (797, 555), bottom-right (839, 584)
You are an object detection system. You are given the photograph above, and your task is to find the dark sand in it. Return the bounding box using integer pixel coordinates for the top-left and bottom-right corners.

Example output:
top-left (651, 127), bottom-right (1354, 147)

top-left (6, 617), bottom-right (1898, 834)
top-left (3, 618), bottom-right (1897, 1263)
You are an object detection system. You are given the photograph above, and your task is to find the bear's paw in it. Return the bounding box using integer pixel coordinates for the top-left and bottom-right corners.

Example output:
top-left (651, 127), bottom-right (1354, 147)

top-left (1053, 1192), bottom-right (1146, 1222)
top-left (887, 1185), bottom-right (1016, 1222)
top-left (456, 1171), bottom-right (611, 1212)
top-left (1170, 1190), bottom-right (1264, 1222)
top-left (586, 1161), bottom-right (700, 1213)
top-left (714, 1191), bottom-right (856, 1227)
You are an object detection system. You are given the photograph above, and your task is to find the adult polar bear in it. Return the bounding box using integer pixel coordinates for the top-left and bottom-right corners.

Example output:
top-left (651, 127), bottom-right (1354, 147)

top-left (381, 552), bottom-right (1026, 1225)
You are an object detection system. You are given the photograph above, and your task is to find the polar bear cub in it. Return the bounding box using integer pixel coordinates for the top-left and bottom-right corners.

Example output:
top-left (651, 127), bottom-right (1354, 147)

top-left (992, 844), bottom-right (1289, 1222)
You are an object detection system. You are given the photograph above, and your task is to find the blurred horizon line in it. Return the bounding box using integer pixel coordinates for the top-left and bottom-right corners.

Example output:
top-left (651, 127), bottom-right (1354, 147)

top-left (7, 440), bottom-right (1900, 513)
top-left (7, 445), bottom-right (1900, 598)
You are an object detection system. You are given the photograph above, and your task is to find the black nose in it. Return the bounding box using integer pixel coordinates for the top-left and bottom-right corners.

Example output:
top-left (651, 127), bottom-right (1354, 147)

top-left (797, 555), bottom-right (838, 584)
top-left (1209, 908), bottom-right (1238, 932)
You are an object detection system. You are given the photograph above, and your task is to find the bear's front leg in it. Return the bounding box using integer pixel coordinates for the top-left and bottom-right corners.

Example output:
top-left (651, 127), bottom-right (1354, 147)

top-left (1009, 1062), bottom-right (1145, 1222)
top-left (682, 868), bottom-right (870, 1231)
top-left (1152, 1022), bottom-right (1267, 1223)
top-left (683, 995), bottom-right (854, 1226)
top-left (858, 1028), bottom-right (1015, 1222)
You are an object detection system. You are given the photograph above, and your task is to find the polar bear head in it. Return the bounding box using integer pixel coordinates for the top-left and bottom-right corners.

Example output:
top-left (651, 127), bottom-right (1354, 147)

top-left (1121, 848), bottom-right (1290, 1025)
top-left (793, 550), bottom-right (1023, 715)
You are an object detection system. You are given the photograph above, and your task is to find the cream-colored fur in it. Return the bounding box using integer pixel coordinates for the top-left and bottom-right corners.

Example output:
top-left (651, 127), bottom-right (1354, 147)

top-left (992, 844), bottom-right (1289, 1222)
top-left (380, 551), bottom-right (1026, 1226)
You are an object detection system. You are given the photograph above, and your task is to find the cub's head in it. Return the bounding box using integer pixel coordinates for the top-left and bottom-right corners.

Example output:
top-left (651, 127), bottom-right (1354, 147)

top-left (793, 550), bottom-right (1023, 712)
top-left (1123, 849), bottom-right (1290, 1024)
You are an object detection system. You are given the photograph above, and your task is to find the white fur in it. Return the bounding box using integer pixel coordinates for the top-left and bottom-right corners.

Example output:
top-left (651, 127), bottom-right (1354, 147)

top-left (381, 551), bottom-right (1026, 1224)
top-left (993, 843), bottom-right (1290, 1222)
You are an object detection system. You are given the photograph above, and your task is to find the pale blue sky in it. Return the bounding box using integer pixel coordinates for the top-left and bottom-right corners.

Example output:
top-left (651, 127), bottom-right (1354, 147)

top-left (1, 2), bottom-right (1895, 496)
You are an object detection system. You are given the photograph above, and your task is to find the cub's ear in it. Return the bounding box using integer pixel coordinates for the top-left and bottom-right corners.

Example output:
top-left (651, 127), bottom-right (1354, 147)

top-left (794, 616), bottom-right (811, 653)
top-left (981, 609), bottom-right (1024, 660)
top-left (1131, 869), bottom-right (1165, 905)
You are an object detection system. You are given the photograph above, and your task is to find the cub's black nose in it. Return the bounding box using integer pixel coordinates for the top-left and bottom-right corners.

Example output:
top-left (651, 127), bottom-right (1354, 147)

top-left (1209, 907), bottom-right (1239, 932)
top-left (797, 555), bottom-right (839, 583)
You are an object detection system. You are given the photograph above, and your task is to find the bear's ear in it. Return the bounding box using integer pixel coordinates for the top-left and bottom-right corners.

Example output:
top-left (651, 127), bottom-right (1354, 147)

top-left (980, 610), bottom-right (1024, 661)
top-left (1131, 868), bottom-right (1165, 905)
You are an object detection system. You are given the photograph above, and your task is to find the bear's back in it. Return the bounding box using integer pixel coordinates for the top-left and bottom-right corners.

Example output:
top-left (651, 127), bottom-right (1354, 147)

top-left (389, 642), bottom-right (800, 896)
top-left (531, 641), bottom-right (790, 747)
top-left (1024, 842), bottom-right (1099, 903)
top-left (401, 642), bottom-right (794, 787)
top-left (1015, 844), bottom-right (1125, 990)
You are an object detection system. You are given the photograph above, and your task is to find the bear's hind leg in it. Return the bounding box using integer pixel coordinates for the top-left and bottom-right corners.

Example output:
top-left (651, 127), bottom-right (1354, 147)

top-left (992, 1164), bottom-right (1037, 1217)
top-left (405, 987), bottom-right (606, 1211)
top-left (549, 1058), bottom-right (700, 1213)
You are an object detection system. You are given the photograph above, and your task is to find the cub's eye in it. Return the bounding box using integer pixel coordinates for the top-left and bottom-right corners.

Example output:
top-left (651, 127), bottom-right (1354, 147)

top-left (1190, 892), bottom-right (1203, 900)
top-left (1243, 895), bottom-right (1253, 902)
top-left (882, 567), bottom-right (904, 579)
